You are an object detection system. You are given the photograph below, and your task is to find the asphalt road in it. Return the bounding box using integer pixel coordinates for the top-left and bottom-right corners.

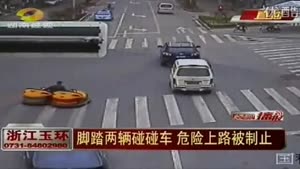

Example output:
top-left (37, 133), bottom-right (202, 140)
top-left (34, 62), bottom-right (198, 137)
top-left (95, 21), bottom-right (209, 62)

top-left (0, 0), bottom-right (300, 169)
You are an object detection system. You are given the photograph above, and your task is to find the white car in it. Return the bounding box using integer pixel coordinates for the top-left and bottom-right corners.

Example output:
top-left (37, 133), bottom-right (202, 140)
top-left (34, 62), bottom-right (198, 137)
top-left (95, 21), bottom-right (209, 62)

top-left (157, 2), bottom-right (174, 14)
top-left (169, 59), bottom-right (214, 93)
top-left (44, 0), bottom-right (62, 5)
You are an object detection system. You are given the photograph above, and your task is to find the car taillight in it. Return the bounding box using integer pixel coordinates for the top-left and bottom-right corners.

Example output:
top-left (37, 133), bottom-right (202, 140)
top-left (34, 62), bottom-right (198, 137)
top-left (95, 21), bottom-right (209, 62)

top-left (210, 79), bottom-right (213, 84)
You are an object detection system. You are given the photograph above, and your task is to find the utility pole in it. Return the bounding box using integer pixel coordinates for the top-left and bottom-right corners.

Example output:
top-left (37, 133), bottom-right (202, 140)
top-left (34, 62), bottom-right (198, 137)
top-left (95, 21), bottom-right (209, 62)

top-left (72, 0), bottom-right (76, 19)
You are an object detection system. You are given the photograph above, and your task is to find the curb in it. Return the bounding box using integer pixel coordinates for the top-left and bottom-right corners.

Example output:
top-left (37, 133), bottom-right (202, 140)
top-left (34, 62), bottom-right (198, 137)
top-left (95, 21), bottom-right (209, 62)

top-left (193, 17), bottom-right (211, 31)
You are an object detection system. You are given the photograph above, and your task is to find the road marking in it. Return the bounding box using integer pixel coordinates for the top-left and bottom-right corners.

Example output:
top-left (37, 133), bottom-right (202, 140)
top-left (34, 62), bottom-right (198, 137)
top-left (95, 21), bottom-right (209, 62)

top-left (198, 35), bottom-right (206, 44)
top-left (253, 44), bottom-right (297, 50)
top-left (290, 69), bottom-right (300, 73)
top-left (287, 87), bottom-right (300, 98)
top-left (287, 65), bottom-right (300, 69)
top-left (102, 98), bottom-right (118, 128)
top-left (123, 30), bottom-right (127, 38)
top-left (254, 47), bottom-right (300, 53)
top-left (210, 34), bottom-right (223, 43)
top-left (263, 53), bottom-right (300, 58)
top-left (157, 37), bottom-right (163, 46)
top-left (135, 96), bottom-right (151, 128)
top-left (192, 96), bottom-right (216, 123)
top-left (142, 38), bottom-right (148, 48)
top-left (131, 13), bottom-right (146, 18)
top-left (171, 150), bottom-right (183, 169)
top-left (197, 27), bottom-right (207, 34)
top-left (276, 59), bottom-right (300, 63)
top-left (286, 130), bottom-right (300, 136)
top-left (296, 74), bottom-right (300, 76)
top-left (163, 95), bottom-right (184, 126)
top-left (125, 38), bottom-right (133, 49)
top-left (185, 35), bottom-right (193, 43)
top-left (172, 36), bottom-right (176, 42)
top-left (148, 1), bottom-right (160, 33)
top-left (176, 29), bottom-right (181, 34)
top-left (264, 88), bottom-right (300, 115)
top-left (268, 55), bottom-right (300, 60)
top-left (238, 36), bottom-right (247, 40)
top-left (113, 7), bottom-right (127, 38)
top-left (35, 106), bottom-right (56, 125)
top-left (188, 28), bottom-right (194, 34)
top-left (108, 39), bottom-right (118, 49)
top-left (241, 89), bottom-right (268, 111)
top-left (224, 34), bottom-right (236, 42)
top-left (216, 91), bottom-right (239, 115)
top-left (246, 40), bottom-right (292, 45)
top-left (118, 32), bottom-right (159, 35)
top-left (279, 62), bottom-right (300, 66)
top-left (68, 106), bottom-right (87, 128)
top-left (129, 25), bottom-right (133, 30)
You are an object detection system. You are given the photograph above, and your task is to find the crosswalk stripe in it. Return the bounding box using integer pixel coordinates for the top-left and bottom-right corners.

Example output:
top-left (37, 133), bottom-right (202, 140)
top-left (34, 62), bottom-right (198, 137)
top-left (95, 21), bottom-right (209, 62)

top-left (210, 34), bottom-right (224, 43)
top-left (163, 95), bottom-right (184, 126)
top-left (135, 96), bottom-right (151, 128)
top-left (224, 34), bottom-right (236, 42)
top-left (268, 55), bottom-right (300, 60)
top-left (287, 65), bottom-right (300, 69)
top-left (254, 48), bottom-right (300, 53)
top-left (216, 91), bottom-right (239, 115)
top-left (157, 37), bottom-right (163, 46)
top-left (197, 27), bottom-right (207, 34)
top-left (68, 106), bottom-right (87, 128)
top-left (172, 36), bottom-right (176, 42)
top-left (296, 74), bottom-right (300, 76)
top-left (286, 87), bottom-right (300, 98)
top-left (238, 36), bottom-right (247, 40)
top-left (188, 28), bottom-right (194, 34)
top-left (279, 62), bottom-right (300, 66)
top-left (102, 98), bottom-right (118, 128)
top-left (125, 38), bottom-right (133, 49)
top-left (253, 44), bottom-right (297, 50)
top-left (198, 35), bottom-right (206, 44)
top-left (241, 89), bottom-right (268, 111)
top-left (185, 35), bottom-right (193, 43)
top-left (246, 40), bottom-right (292, 45)
top-left (263, 53), bottom-right (300, 58)
top-left (171, 150), bottom-right (183, 169)
top-left (290, 69), bottom-right (300, 73)
top-left (192, 96), bottom-right (216, 123)
top-left (35, 106), bottom-right (56, 125)
top-left (108, 39), bottom-right (118, 49)
top-left (264, 88), bottom-right (300, 115)
top-left (278, 59), bottom-right (300, 63)
top-left (142, 38), bottom-right (148, 48)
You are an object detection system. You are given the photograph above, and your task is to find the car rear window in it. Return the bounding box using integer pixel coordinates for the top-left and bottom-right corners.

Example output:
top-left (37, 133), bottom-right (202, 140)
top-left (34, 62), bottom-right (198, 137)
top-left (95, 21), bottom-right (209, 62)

top-left (97, 11), bottom-right (110, 15)
top-left (176, 67), bottom-right (210, 76)
top-left (160, 4), bottom-right (173, 8)
top-left (169, 47), bottom-right (194, 53)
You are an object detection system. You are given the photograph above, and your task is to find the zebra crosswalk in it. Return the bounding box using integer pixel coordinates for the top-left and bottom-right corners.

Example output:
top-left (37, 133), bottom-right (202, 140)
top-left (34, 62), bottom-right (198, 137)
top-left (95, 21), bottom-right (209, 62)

top-left (1, 86), bottom-right (300, 129)
top-left (107, 34), bottom-right (251, 50)
top-left (245, 39), bottom-right (300, 76)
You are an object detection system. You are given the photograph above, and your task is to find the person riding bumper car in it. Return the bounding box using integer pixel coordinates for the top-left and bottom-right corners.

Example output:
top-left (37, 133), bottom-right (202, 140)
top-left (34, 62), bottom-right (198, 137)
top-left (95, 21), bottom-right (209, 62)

top-left (22, 81), bottom-right (91, 108)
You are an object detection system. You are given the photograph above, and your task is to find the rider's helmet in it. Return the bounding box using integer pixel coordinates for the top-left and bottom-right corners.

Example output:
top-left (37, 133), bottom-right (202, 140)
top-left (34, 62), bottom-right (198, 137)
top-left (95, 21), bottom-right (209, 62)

top-left (57, 81), bottom-right (63, 85)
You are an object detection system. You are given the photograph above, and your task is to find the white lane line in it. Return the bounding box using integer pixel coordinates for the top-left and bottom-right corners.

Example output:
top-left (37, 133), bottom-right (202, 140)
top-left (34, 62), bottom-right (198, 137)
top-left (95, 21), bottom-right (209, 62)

top-left (210, 34), bottom-right (224, 43)
top-left (192, 96), bottom-right (216, 123)
top-left (113, 7), bottom-right (127, 38)
top-left (253, 45), bottom-right (298, 50)
top-left (286, 86), bottom-right (300, 98)
top-left (286, 130), bottom-right (300, 136)
top-left (176, 29), bottom-right (181, 34)
top-left (157, 37), bottom-right (163, 46)
top-left (287, 65), bottom-right (300, 69)
top-left (263, 53), bottom-right (300, 58)
top-left (185, 35), bottom-right (193, 43)
top-left (108, 39), bottom-right (118, 49)
top-left (148, 1), bottom-right (160, 33)
top-left (241, 89), bottom-right (268, 111)
top-left (172, 36), bottom-right (176, 42)
top-left (238, 36), bottom-right (247, 40)
top-left (129, 25), bottom-right (133, 30)
top-left (216, 91), bottom-right (239, 115)
top-left (171, 150), bottom-right (183, 169)
top-left (163, 95), bottom-right (184, 126)
top-left (268, 55), bottom-right (300, 60)
top-left (125, 38), bottom-right (133, 49)
top-left (199, 35), bottom-right (206, 44)
top-left (224, 34), bottom-right (236, 42)
top-left (197, 27), bottom-right (207, 34)
top-left (35, 106), bottom-right (56, 125)
top-left (135, 96), bottom-right (151, 128)
top-left (264, 88), bottom-right (300, 115)
top-left (142, 38), bottom-right (148, 48)
top-left (254, 48), bottom-right (300, 53)
top-left (102, 98), bottom-right (118, 128)
top-left (279, 62), bottom-right (300, 66)
top-left (123, 30), bottom-right (127, 38)
top-left (246, 40), bottom-right (292, 45)
top-left (290, 69), bottom-right (300, 73)
top-left (188, 28), bottom-right (194, 34)
top-left (68, 105), bottom-right (88, 128)
top-left (277, 59), bottom-right (300, 63)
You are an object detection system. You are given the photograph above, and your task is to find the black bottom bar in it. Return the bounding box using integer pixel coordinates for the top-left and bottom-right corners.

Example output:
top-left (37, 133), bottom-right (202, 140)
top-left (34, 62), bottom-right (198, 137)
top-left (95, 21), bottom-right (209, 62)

top-left (0, 42), bottom-right (99, 52)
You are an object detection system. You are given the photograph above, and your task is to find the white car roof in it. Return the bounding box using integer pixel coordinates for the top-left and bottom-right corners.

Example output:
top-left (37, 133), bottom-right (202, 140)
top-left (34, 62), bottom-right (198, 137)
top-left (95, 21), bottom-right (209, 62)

top-left (175, 59), bottom-right (209, 67)
top-left (159, 2), bottom-right (173, 5)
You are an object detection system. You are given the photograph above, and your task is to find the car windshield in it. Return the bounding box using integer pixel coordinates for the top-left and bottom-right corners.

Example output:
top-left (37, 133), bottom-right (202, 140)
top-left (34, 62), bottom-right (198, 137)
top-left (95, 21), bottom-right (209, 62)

top-left (160, 4), bottom-right (173, 8)
top-left (176, 67), bottom-right (210, 76)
